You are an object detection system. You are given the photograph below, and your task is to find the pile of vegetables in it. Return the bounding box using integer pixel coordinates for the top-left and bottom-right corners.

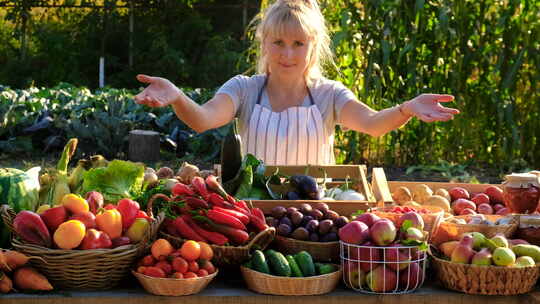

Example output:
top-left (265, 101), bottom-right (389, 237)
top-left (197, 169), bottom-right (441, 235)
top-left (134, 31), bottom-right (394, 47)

top-left (153, 175), bottom-right (269, 246)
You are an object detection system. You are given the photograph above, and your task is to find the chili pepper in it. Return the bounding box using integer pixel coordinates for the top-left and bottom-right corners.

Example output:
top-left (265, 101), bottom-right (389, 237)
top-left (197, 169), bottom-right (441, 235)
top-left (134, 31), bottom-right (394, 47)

top-left (181, 215), bottom-right (229, 246)
top-left (226, 194), bottom-right (236, 205)
top-left (233, 205), bottom-right (251, 216)
top-left (234, 199), bottom-right (250, 213)
top-left (172, 183), bottom-right (195, 196)
top-left (204, 221), bottom-right (249, 245)
top-left (96, 209), bottom-right (123, 239)
top-left (191, 176), bottom-right (209, 198)
top-left (248, 213), bottom-right (268, 232)
top-left (205, 175), bottom-right (228, 198)
top-left (207, 209), bottom-right (247, 231)
top-left (184, 196), bottom-right (209, 209)
top-left (117, 198), bottom-right (140, 231)
top-left (212, 206), bottom-right (250, 225)
top-left (252, 208), bottom-right (267, 223)
top-left (173, 217), bottom-right (207, 242)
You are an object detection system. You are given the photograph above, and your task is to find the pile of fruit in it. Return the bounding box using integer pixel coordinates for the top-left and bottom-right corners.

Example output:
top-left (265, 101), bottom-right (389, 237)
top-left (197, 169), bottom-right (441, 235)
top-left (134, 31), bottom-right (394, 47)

top-left (135, 239), bottom-right (216, 279)
top-left (446, 214), bottom-right (514, 226)
top-left (244, 249), bottom-right (337, 277)
top-left (392, 184), bottom-right (507, 215)
top-left (0, 249), bottom-right (53, 293)
top-left (437, 232), bottom-right (540, 267)
top-left (158, 175), bottom-right (268, 246)
top-left (266, 203), bottom-right (348, 242)
top-left (339, 212), bottom-right (428, 293)
top-left (12, 192), bottom-right (151, 250)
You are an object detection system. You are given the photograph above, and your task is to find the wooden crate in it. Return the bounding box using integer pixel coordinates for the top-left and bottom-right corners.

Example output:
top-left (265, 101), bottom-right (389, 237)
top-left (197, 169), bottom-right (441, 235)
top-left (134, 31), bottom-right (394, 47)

top-left (251, 164), bottom-right (377, 217)
top-left (387, 181), bottom-right (502, 195)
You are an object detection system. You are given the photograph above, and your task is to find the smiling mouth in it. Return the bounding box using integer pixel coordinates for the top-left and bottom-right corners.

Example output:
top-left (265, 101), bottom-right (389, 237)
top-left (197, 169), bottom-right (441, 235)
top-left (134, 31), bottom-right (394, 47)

top-left (279, 63), bottom-right (295, 68)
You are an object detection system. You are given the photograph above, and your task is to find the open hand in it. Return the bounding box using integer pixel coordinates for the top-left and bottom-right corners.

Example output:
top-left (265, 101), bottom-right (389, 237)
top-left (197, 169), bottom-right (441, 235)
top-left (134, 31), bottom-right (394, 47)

top-left (404, 94), bottom-right (460, 122)
top-left (134, 74), bottom-right (182, 107)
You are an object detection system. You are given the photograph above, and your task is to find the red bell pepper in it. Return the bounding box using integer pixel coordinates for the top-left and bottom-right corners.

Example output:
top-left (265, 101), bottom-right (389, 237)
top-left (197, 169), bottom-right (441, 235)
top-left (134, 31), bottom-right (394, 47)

top-left (212, 206), bottom-right (250, 225)
top-left (207, 209), bottom-right (247, 231)
top-left (117, 198), bottom-right (140, 231)
top-left (136, 210), bottom-right (152, 221)
top-left (181, 215), bottom-right (229, 246)
top-left (172, 183), bottom-right (195, 196)
top-left (173, 217), bottom-right (207, 242)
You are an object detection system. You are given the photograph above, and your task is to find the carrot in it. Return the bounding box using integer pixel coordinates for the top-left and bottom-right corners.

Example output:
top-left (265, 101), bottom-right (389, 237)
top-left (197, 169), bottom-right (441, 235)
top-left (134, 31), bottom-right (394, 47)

top-left (0, 271), bottom-right (13, 293)
top-left (13, 267), bottom-right (53, 291)
top-left (2, 250), bottom-right (30, 271)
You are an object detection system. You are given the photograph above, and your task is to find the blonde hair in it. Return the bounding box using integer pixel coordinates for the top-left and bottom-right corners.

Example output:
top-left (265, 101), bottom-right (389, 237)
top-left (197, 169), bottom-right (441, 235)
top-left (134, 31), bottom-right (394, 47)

top-left (254, 0), bottom-right (334, 83)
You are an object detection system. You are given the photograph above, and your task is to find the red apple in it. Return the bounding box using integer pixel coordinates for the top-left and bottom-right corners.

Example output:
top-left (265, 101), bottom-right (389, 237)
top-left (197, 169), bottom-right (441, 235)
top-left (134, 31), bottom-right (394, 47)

top-left (493, 204), bottom-right (505, 212)
top-left (366, 266), bottom-right (398, 292)
top-left (339, 221), bottom-right (370, 245)
top-left (370, 220), bottom-right (397, 246)
top-left (385, 245), bottom-right (411, 271)
top-left (79, 228), bottom-right (112, 250)
top-left (69, 211), bottom-right (96, 229)
top-left (40, 206), bottom-right (68, 232)
top-left (343, 261), bottom-right (366, 289)
top-left (353, 213), bottom-right (381, 228)
top-left (399, 262), bottom-right (424, 290)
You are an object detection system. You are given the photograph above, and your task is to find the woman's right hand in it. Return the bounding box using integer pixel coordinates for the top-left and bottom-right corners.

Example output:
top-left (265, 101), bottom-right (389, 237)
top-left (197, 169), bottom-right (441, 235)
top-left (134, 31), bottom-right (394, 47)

top-left (134, 74), bottom-right (182, 107)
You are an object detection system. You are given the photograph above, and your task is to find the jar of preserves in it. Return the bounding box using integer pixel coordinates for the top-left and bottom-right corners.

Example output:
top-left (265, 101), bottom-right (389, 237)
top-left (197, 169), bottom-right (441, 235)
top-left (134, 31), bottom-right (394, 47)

top-left (502, 173), bottom-right (540, 214)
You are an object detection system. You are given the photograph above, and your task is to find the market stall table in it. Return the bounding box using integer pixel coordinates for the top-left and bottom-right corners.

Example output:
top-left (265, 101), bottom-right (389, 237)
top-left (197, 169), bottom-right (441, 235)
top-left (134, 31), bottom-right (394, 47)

top-left (2, 280), bottom-right (540, 304)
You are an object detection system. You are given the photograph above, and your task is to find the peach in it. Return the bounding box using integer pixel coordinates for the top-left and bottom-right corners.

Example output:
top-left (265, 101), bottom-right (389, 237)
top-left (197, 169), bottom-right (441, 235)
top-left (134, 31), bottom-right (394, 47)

top-left (485, 186), bottom-right (504, 204)
top-left (471, 193), bottom-right (490, 206)
top-left (448, 187), bottom-right (470, 201)
top-left (460, 208), bottom-right (477, 215)
top-left (62, 194), bottom-right (89, 215)
top-left (476, 203), bottom-right (493, 215)
top-left (452, 198), bottom-right (476, 214)
top-left (53, 220), bottom-right (86, 249)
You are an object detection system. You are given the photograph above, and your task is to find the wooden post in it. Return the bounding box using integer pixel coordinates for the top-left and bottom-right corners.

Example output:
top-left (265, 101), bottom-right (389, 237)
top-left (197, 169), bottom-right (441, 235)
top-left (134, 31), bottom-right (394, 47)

top-left (129, 130), bottom-right (160, 163)
top-left (129, 0), bottom-right (134, 68)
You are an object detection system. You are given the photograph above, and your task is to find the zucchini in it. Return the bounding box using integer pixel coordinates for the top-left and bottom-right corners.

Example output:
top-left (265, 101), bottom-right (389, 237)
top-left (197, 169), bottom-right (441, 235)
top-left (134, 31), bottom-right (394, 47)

top-left (265, 249), bottom-right (291, 277)
top-left (251, 250), bottom-right (270, 274)
top-left (294, 251), bottom-right (316, 277)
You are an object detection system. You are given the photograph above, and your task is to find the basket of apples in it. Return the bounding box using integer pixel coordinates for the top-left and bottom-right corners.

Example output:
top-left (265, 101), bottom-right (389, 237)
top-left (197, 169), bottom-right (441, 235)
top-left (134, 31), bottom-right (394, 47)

top-left (133, 238), bottom-right (218, 296)
top-left (0, 191), bottom-right (163, 290)
top-left (431, 232), bottom-right (540, 295)
top-left (339, 212), bottom-right (429, 294)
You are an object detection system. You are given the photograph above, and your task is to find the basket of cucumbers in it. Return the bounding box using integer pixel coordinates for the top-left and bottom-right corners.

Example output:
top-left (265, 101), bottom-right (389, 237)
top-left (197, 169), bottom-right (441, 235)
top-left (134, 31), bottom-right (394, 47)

top-left (240, 249), bottom-right (342, 295)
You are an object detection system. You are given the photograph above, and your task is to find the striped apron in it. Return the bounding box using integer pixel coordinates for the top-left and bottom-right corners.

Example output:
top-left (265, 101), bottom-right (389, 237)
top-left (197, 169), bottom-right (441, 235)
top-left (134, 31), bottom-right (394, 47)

top-left (241, 77), bottom-right (333, 165)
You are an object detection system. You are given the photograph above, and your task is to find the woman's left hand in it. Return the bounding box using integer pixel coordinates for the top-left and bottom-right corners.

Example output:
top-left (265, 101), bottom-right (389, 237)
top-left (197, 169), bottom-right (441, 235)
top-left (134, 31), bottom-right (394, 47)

top-left (402, 94), bottom-right (460, 122)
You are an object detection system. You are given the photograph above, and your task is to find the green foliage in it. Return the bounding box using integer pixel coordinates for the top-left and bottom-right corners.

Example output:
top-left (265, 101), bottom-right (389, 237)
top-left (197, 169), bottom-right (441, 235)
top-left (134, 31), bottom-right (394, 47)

top-left (318, 0), bottom-right (539, 170)
top-left (0, 84), bottom-right (226, 163)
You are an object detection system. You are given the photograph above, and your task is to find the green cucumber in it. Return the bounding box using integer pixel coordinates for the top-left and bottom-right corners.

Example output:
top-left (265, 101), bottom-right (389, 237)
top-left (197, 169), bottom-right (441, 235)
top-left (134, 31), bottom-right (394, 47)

top-left (265, 249), bottom-right (291, 277)
top-left (252, 250), bottom-right (270, 274)
top-left (294, 251), bottom-right (316, 277)
top-left (286, 255), bottom-right (304, 277)
top-left (243, 260), bottom-right (253, 269)
top-left (315, 263), bottom-right (336, 275)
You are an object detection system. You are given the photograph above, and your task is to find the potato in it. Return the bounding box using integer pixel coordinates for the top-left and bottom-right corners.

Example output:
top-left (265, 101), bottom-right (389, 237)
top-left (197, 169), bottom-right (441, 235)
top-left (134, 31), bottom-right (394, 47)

top-left (392, 186), bottom-right (412, 205)
top-left (424, 195), bottom-right (451, 212)
top-left (434, 188), bottom-right (451, 202)
top-left (412, 184), bottom-right (433, 204)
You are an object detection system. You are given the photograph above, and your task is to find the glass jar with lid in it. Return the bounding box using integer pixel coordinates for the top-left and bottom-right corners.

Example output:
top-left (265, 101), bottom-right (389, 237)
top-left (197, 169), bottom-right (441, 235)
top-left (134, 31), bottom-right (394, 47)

top-left (502, 173), bottom-right (540, 214)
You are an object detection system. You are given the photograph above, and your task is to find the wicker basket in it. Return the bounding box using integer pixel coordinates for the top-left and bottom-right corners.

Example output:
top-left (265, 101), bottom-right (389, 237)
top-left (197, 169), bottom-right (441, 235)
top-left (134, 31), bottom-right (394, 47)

top-left (272, 235), bottom-right (339, 262)
top-left (430, 252), bottom-right (540, 295)
top-left (161, 227), bottom-right (276, 267)
top-left (0, 205), bottom-right (163, 290)
top-left (240, 265), bottom-right (341, 295)
top-left (372, 205), bottom-right (444, 236)
top-left (431, 215), bottom-right (519, 245)
top-left (132, 269), bottom-right (218, 296)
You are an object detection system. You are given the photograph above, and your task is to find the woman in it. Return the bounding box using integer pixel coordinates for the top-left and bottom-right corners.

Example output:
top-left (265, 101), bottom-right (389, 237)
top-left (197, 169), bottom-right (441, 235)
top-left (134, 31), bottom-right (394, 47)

top-left (134, 0), bottom-right (460, 165)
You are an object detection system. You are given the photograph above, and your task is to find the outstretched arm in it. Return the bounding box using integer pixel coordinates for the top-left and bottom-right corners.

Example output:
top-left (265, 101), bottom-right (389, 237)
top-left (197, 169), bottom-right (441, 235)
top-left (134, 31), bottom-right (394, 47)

top-left (340, 94), bottom-right (460, 137)
top-left (134, 74), bottom-right (235, 133)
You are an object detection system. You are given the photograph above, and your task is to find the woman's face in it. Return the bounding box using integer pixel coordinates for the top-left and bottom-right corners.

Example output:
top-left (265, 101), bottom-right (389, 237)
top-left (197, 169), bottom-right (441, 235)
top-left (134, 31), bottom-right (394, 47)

top-left (264, 26), bottom-right (313, 80)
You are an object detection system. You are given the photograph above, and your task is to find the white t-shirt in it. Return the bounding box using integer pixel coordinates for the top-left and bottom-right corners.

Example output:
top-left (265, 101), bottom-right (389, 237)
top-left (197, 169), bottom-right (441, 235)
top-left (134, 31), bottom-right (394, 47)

top-left (216, 74), bottom-right (356, 139)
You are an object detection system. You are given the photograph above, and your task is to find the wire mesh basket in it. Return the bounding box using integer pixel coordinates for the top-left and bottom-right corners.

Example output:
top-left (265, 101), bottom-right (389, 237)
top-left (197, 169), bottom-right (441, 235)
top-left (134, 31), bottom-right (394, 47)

top-left (340, 241), bottom-right (427, 294)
